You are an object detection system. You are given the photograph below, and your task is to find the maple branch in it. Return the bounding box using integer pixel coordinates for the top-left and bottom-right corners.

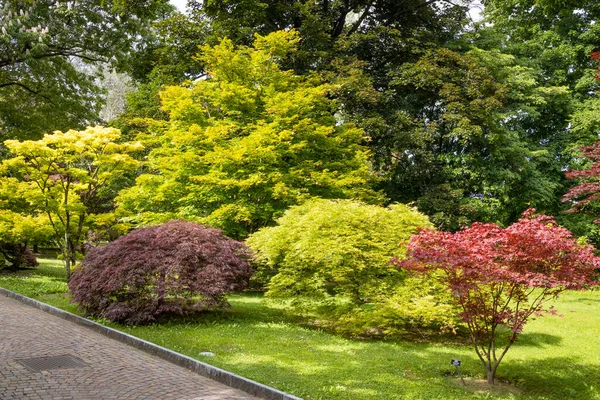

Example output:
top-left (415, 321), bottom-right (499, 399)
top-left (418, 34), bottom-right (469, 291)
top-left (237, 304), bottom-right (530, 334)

top-left (0, 80), bottom-right (56, 104)
top-left (0, 48), bottom-right (106, 68)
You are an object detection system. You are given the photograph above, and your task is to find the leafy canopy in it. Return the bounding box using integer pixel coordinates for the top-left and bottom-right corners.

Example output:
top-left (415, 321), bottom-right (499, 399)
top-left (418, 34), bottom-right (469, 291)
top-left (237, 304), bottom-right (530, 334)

top-left (0, 0), bottom-right (172, 139)
top-left (395, 210), bottom-right (600, 384)
top-left (385, 47), bottom-right (567, 229)
top-left (118, 30), bottom-right (382, 239)
top-left (1, 126), bottom-right (142, 278)
top-left (247, 199), bottom-right (455, 335)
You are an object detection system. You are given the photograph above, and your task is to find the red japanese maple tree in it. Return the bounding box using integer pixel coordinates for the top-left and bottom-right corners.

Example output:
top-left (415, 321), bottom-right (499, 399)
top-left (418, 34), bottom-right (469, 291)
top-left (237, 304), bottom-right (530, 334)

top-left (562, 142), bottom-right (600, 221)
top-left (591, 51), bottom-right (600, 80)
top-left (394, 210), bottom-right (600, 384)
top-left (69, 220), bottom-right (253, 324)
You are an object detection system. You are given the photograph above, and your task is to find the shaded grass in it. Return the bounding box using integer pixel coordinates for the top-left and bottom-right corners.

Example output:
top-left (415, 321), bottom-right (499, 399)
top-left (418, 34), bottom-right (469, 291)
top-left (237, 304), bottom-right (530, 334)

top-left (1, 259), bottom-right (599, 399)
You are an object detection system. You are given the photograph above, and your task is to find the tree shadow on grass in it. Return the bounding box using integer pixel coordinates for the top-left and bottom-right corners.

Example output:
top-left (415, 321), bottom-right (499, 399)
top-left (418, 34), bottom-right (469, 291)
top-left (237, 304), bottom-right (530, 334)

top-left (512, 332), bottom-right (562, 348)
top-left (0, 260), bottom-right (67, 283)
top-left (211, 340), bottom-right (484, 400)
top-left (113, 297), bottom-right (599, 400)
top-left (559, 296), bottom-right (600, 305)
top-left (503, 356), bottom-right (600, 400)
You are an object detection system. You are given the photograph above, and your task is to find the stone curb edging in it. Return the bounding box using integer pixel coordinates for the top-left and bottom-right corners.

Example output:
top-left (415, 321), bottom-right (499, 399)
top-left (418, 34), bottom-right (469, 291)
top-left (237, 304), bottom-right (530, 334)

top-left (0, 287), bottom-right (302, 400)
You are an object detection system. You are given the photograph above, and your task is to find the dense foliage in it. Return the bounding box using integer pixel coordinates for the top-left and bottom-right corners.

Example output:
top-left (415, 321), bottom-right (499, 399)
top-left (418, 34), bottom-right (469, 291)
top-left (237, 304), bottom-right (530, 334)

top-left (563, 142), bottom-right (600, 220)
top-left (0, 127), bottom-right (142, 278)
top-left (0, 0), bottom-right (172, 139)
top-left (113, 0), bottom-right (600, 236)
top-left (247, 199), bottom-right (456, 335)
top-left (69, 220), bottom-right (253, 324)
top-left (2, 0), bottom-right (599, 238)
top-left (395, 210), bottom-right (600, 384)
top-left (117, 31), bottom-right (382, 239)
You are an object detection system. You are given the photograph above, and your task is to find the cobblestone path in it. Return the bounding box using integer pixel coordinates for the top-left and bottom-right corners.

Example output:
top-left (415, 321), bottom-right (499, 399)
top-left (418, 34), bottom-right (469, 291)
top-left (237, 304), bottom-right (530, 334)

top-left (0, 294), bottom-right (260, 400)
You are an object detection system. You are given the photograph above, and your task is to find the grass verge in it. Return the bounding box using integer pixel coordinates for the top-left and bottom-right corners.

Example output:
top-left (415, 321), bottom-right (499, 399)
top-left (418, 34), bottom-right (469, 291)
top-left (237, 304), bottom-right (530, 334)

top-left (1, 259), bottom-right (599, 400)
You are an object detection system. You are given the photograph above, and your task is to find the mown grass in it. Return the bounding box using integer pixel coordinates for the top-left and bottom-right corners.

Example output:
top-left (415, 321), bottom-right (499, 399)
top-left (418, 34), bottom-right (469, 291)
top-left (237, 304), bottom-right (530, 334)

top-left (1, 259), bottom-right (599, 400)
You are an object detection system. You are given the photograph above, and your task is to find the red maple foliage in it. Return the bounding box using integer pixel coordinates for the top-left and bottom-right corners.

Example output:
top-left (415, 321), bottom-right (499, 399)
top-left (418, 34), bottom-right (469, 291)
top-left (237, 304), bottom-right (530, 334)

top-left (591, 51), bottom-right (600, 80)
top-left (393, 210), bottom-right (600, 384)
top-left (69, 220), bottom-right (253, 324)
top-left (562, 142), bottom-right (600, 222)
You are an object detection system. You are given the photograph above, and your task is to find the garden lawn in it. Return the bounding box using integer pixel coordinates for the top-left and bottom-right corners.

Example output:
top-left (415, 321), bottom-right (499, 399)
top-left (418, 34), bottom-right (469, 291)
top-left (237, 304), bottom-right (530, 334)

top-left (1, 259), bottom-right (599, 400)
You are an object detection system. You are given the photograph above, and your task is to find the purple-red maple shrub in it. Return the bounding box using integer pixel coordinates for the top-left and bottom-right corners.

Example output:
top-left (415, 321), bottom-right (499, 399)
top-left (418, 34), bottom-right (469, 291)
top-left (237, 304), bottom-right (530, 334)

top-left (393, 210), bottom-right (600, 384)
top-left (562, 142), bottom-right (600, 222)
top-left (591, 51), bottom-right (600, 80)
top-left (68, 220), bottom-right (253, 324)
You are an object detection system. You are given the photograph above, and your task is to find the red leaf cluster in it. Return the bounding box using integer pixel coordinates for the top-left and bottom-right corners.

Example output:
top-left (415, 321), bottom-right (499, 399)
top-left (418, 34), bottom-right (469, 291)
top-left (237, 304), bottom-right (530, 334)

top-left (562, 142), bottom-right (600, 218)
top-left (394, 210), bottom-right (600, 340)
top-left (591, 51), bottom-right (600, 80)
top-left (393, 210), bottom-right (599, 373)
top-left (68, 220), bottom-right (254, 324)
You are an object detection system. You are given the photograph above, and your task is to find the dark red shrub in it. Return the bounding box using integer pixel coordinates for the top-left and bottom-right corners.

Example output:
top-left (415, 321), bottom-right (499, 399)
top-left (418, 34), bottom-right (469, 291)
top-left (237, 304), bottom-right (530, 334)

top-left (68, 220), bottom-right (253, 324)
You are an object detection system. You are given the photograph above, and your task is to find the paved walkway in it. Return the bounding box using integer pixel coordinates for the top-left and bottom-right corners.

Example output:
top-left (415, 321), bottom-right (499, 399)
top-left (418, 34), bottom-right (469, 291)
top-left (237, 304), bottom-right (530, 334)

top-left (0, 295), bottom-right (259, 400)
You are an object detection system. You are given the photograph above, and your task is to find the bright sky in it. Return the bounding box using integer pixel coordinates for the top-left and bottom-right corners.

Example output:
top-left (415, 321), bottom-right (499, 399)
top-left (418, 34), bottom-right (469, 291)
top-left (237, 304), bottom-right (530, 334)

top-left (170, 0), bottom-right (186, 11)
top-left (169, 1), bottom-right (484, 21)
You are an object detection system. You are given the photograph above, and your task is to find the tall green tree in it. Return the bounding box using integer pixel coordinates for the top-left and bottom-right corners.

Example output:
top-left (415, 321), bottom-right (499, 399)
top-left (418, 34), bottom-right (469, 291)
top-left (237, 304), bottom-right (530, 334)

top-left (0, 0), bottom-right (173, 139)
top-left (117, 31), bottom-right (382, 239)
top-left (0, 126), bottom-right (142, 279)
top-left (477, 0), bottom-right (600, 233)
top-left (378, 47), bottom-right (567, 229)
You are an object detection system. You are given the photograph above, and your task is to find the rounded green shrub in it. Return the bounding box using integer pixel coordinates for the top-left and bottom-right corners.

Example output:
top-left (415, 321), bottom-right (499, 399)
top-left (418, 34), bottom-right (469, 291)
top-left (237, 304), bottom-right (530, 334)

top-left (247, 199), bottom-right (456, 335)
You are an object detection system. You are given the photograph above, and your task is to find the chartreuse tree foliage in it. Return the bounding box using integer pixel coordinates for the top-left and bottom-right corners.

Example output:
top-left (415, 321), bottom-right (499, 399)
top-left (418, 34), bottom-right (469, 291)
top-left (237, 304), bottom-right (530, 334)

top-left (0, 127), bottom-right (142, 279)
top-left (69, 220), bottom-right (253, 324)
top-left (247, 199), bottom-right (457, 335)
top-left (0, 177), bottom-right (53, 269)
top-left (117, 31), bottom-right (382, 239)
top-left (0, 0), bottom-right (172, 139)
top-left (395, 210), bottom-right (600, 384)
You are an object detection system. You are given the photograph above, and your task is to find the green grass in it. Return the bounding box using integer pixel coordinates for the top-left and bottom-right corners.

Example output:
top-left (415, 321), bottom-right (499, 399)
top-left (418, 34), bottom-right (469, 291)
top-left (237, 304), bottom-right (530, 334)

top-left (1, 259), bottom-right (599, 400)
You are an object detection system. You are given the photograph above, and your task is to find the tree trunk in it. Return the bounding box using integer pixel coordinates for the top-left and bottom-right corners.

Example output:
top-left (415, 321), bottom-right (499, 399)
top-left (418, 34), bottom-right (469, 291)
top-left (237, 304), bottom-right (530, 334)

top-left (64, 255), bottom-right (71, 280)
top-left (64, 230), bottom-right (71, 280)
top-left (487, 368), bottom-right (495, 385)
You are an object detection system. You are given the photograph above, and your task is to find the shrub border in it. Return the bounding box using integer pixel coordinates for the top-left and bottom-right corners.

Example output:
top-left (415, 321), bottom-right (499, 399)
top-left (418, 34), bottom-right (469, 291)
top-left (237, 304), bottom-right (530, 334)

top-left (0, 287), bottom-right (302, 400)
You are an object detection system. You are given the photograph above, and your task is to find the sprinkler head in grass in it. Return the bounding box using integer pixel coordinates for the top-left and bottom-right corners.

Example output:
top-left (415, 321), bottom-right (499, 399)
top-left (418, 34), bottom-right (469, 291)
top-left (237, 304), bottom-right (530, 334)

top-left (451, 359), bottom-right (465, 385)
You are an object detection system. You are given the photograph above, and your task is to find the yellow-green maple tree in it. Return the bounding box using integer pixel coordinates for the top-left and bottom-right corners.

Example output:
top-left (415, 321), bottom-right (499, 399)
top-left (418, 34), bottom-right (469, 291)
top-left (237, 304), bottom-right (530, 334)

top-left (118, 31), bottom-right (382, 238)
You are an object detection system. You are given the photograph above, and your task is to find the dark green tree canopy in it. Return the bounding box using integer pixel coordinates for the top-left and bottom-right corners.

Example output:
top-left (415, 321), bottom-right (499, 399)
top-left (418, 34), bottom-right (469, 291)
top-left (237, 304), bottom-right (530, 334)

top-left (0, 0), bottom-right (172, 139)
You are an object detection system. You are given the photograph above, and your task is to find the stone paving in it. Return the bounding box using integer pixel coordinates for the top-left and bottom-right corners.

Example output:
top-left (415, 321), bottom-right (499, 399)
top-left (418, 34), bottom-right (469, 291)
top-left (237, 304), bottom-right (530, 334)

top-left (0, 294), bottom-right (260, 400)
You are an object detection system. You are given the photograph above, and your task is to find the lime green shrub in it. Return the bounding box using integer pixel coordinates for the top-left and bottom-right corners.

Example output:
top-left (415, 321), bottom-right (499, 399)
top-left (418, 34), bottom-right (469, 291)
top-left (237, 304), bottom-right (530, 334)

top-left (247, 199), bottom-right (457, 335)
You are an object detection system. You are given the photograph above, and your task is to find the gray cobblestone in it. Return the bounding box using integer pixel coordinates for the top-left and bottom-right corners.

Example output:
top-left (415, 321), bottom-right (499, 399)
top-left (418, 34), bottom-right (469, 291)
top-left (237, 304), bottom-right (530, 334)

top-left (0, 295), bottom-right (259, 400)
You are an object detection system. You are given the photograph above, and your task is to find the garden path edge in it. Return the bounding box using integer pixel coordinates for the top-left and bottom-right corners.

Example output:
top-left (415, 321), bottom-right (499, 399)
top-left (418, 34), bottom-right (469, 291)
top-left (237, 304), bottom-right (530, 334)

top-left (0, 287), bottom-right (302, 400)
